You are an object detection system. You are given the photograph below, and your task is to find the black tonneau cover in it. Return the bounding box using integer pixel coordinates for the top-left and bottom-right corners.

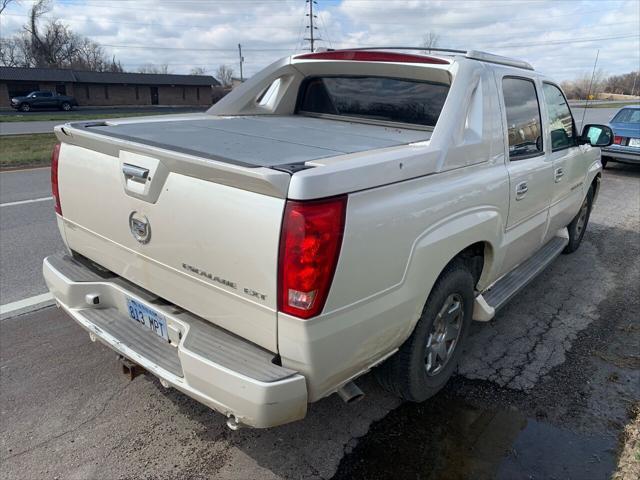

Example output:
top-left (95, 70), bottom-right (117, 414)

top-left (73, 114), bottom-right (431, 169)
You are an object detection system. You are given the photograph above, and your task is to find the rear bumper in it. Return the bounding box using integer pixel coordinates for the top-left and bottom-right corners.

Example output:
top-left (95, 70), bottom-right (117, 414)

top-left (43, 253), bottom-right (307, 428)
top-left (602, 146), bottom-right (640, 163)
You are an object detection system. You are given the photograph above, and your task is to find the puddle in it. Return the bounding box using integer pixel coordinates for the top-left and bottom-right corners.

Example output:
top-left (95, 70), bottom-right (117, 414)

top-left (332, 394), bottom-right (617, 480)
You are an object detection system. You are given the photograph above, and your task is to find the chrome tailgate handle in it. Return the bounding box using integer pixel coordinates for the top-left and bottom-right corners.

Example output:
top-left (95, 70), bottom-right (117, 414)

top-left (123, 163), bottom-right (149, 182)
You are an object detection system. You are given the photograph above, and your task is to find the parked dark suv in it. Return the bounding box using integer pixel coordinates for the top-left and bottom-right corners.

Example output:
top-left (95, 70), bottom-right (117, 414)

top-left (10, 91), bottom-right (78, 112)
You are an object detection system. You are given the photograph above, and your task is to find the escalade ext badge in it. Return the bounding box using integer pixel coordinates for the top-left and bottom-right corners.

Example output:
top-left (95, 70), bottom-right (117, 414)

top-left (129, 211), bottom-right (151, 244)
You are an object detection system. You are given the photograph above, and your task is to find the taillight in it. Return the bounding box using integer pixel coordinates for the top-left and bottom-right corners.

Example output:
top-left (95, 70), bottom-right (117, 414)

top-left (51, 142), bottom-right (62, 215)
top-left (614, 136), bottom-right (624, 145)
top-left (278, 196), bottom-right (347, 319)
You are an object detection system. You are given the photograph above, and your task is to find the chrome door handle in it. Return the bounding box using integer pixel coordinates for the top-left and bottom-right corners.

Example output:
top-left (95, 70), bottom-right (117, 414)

top-left (554, 167), bottom-right (565, 182)
top-left (123, 164), bottom-right (149, 183)
top-left (515, 181), bottom-right (528, 200)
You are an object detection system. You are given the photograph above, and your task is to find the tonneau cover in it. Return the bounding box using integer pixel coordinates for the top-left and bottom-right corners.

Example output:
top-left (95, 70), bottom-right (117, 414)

top-left (75, 115), bottom-right (431, 168)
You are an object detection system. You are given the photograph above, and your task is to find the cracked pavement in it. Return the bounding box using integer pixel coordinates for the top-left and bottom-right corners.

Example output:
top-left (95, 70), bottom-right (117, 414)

top-left (1, 164), bottom-right (639, 480)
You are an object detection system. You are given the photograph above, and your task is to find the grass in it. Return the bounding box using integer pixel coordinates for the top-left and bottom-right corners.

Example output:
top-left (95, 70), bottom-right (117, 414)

top-left (0, 133), bottom-right (58, 169)
top-left (0, 111), bottom-right (170, 123)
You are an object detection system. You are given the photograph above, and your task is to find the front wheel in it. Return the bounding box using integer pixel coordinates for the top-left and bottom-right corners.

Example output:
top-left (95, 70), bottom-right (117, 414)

top-left (19, 103), bottom-right (30, 112)
top-left (563, 188), bottom-right (593, 254)
top-left (60, 102), bottom-right (71, 111)
top-left (375, 261), bottom-right (474, 402)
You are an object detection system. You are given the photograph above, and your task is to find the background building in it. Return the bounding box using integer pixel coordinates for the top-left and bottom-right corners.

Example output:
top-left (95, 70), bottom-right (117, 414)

top-left (0, 67), bottom-right (219, 108)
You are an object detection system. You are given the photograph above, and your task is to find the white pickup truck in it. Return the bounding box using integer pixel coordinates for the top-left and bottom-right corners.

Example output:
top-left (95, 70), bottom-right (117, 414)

top-left (44, 48), bottom-right (613, 429)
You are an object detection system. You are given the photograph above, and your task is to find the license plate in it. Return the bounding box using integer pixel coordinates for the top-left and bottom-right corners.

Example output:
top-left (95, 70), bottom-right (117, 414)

top-left (126, 298), bottom-right (169, 341)
top-left (629, 138), bottom-right (640, 147)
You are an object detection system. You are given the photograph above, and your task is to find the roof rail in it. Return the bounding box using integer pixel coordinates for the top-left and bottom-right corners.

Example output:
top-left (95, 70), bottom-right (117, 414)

top-left (323, 47), bottom-right (534, 71)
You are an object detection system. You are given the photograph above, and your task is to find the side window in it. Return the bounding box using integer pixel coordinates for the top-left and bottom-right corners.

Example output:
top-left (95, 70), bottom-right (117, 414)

top-left (543, 83), bottom-right (576, 151)
top-left (502, 77), bottom-right (543, 160)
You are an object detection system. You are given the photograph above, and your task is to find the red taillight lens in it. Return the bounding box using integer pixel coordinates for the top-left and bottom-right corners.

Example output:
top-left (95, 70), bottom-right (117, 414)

top-left (614, 136), bottom-right (624, 145)
top-left (51, 142), bottom-right (62, 215)
top-left (295, 50), bottom-right (450, 65)
top-left (278, 196), bottom-right (347, 319)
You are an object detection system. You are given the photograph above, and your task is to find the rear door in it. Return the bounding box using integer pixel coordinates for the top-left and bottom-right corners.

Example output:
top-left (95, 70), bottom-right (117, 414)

top-left (499, 76), bottom-right (553, 274)
top-left (541, 82), bottom-right (584, 235)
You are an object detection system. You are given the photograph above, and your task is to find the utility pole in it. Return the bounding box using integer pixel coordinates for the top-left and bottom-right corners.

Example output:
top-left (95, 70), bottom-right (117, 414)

top-left (304, 0), bottom-right (321, 52)
top-left (238, 43), bottom-right (244, 82)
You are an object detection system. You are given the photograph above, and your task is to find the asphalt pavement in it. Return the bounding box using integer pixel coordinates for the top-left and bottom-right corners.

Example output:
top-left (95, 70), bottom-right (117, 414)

top-left (0, 161), bottom-right (638, 479)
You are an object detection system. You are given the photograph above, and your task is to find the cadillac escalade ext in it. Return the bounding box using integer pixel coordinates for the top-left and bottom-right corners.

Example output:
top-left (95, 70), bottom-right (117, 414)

top-left (43, 48), bottom-right (613, 428)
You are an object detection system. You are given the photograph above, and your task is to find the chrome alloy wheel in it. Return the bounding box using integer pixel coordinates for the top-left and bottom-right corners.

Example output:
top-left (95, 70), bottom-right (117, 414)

top-left (425, 293), bottom-right (464, 376)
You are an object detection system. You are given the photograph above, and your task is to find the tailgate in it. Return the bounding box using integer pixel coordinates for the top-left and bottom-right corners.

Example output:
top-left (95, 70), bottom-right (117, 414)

top-left (55, 137), bottom-right (286, 352)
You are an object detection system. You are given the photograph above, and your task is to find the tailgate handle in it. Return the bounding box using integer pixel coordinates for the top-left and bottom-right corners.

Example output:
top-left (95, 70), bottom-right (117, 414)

top-left (123, 164), bottom-right (149, 182)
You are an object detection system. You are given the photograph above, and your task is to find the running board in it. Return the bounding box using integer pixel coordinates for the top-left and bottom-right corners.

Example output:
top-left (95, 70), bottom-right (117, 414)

top-left (481, 233), bottom-right (569, 314)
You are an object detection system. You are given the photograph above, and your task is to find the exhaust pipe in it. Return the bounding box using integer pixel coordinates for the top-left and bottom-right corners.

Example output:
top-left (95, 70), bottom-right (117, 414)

top-left (337, 381), bottom-right (365, 404)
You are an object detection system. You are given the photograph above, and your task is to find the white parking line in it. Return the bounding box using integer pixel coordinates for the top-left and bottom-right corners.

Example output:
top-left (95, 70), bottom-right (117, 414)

top-left (0, 292), bottom-right (55, 319)
top-left (0, 196), bottom-right (53, 208)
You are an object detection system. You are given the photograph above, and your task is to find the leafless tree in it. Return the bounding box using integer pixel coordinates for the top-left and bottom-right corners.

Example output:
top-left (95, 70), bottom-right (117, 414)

top-left (0, 0), bottom-right (19, 15)
top-left (137, 63), bottom-right (171, 74)
top-left (0, 0), bottom-right (122, 71)
top-left (215, 64), bottom-right (234, 88)
top-left (421, 32), bottom-right (440, 53)
top-left (189, 66), bottom-right (207, 75)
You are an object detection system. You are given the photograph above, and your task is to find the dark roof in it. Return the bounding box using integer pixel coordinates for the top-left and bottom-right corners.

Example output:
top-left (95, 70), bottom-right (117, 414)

top-left (0, 66), bottom-right (218, 86)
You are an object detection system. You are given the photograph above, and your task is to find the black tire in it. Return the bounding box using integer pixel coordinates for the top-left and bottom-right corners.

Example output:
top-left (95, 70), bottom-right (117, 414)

top-left (601, 156), bottom-right (609, 169)
top-left (60, 102), bottom-right (71, 111)
top-left (375, 260), bottom-right (474, 402)
top-left (19, 103), bottom-right (30, 112)
top-left (563, 187), bottom-right (594, 254)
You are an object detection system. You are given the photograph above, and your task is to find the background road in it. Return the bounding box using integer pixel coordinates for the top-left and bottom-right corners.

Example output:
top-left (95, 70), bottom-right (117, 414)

top-left (1, 164), bottom-right (638, 479)
top-left (1, 105), bottom-right (634, 136)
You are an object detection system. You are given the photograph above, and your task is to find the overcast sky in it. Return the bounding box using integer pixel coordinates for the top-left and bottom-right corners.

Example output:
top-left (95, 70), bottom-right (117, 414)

top-left (1, 0), bottom-right (638, 80)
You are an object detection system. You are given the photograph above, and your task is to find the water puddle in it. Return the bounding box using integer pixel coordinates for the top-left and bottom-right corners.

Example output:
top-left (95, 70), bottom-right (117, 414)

top-left (333, 395), bottom-right (617, 479)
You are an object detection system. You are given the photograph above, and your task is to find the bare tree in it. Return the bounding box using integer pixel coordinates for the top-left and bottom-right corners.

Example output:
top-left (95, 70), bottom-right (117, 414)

top-left (189, 66), bottom-right (206, 75)
top-left (215, 64), bottom-right (234, 88)
top-left (137, 63), bottom-right (171, 74)
top-left (421, 32), bottom-right (440, 52)
top-left (0, 0), bottom-right (122, 71)
top-left (0, 0), bottom-right (18, 15)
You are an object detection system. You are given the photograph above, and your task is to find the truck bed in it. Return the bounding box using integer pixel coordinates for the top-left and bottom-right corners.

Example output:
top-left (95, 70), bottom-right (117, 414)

top-left (71, 115), bottom-right (431, 169)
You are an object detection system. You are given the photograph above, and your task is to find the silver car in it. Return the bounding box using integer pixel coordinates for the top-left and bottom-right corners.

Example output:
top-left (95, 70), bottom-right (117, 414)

top-left (602, 105), bottom-right (640, 167)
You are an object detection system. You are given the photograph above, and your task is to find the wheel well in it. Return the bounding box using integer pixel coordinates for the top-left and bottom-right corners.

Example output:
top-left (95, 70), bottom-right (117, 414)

top-left (590, 173), bottom-right (601, 202)
top-left (447, 241), bottom-right (490, 289)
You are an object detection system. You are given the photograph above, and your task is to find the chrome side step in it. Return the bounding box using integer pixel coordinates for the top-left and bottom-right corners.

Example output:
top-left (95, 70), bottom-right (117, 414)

top-left (483, 233), bottom-right (569, 313)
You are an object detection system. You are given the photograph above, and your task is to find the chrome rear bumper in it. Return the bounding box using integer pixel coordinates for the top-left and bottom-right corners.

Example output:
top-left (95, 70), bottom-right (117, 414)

top-left (43, 253), bottom-right (307, 428)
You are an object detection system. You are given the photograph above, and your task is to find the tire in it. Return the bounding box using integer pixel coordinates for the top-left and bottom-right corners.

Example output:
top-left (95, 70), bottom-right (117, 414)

top-left (563, 187), bottom-right (594, 254)
top-left (375, 260), bottom-right (474, 402)
top-left (61, 102), bottom-right (71, 111)
top-left (19, 103), bottom-right (30, 112)
top-left (601, 156), bottom-right (609, 169)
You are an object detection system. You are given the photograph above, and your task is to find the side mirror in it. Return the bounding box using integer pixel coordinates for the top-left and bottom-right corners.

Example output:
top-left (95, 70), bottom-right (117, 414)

top-left (578, 124), bottom-right (614, 147)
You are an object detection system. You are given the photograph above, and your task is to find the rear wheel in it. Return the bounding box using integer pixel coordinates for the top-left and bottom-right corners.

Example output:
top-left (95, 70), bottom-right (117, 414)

top-left (61, 101), bottom-right (71, 111)
top-left (19, 103), bottom-right (30, 112)
top-left (375, 261), bottom-right (474, 402)
top-left (563, 188), bottom-right (593, 254)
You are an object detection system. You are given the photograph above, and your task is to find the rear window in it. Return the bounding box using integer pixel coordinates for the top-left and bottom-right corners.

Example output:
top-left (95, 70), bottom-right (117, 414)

top-left (297, 76), bottom-right (449, 127)
top-left (612, 108), bottom-right (640, 124)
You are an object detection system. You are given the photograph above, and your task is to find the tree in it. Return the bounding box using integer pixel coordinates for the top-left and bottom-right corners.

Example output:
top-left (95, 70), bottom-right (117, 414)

top-left (137, 63), bottom-right (171, 74)
top-left (421, 32), bottom-right (440, 53)
top-left (189, 66), bottom-right (206, 75)
top-left (215, 64), bottom-right (234, 88)
top-left (0, 0), bottom-right (18, 15)
top-left (0, 0), bottom-right (122, 71)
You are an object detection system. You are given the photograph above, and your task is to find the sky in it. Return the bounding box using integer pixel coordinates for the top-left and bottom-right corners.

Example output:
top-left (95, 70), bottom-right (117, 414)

top-left (0, 0), bottom-right (638, 81)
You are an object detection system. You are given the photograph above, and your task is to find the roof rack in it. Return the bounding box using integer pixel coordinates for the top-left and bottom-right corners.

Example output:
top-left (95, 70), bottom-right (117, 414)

top-left (322, 47), bottom-right (534, 71)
